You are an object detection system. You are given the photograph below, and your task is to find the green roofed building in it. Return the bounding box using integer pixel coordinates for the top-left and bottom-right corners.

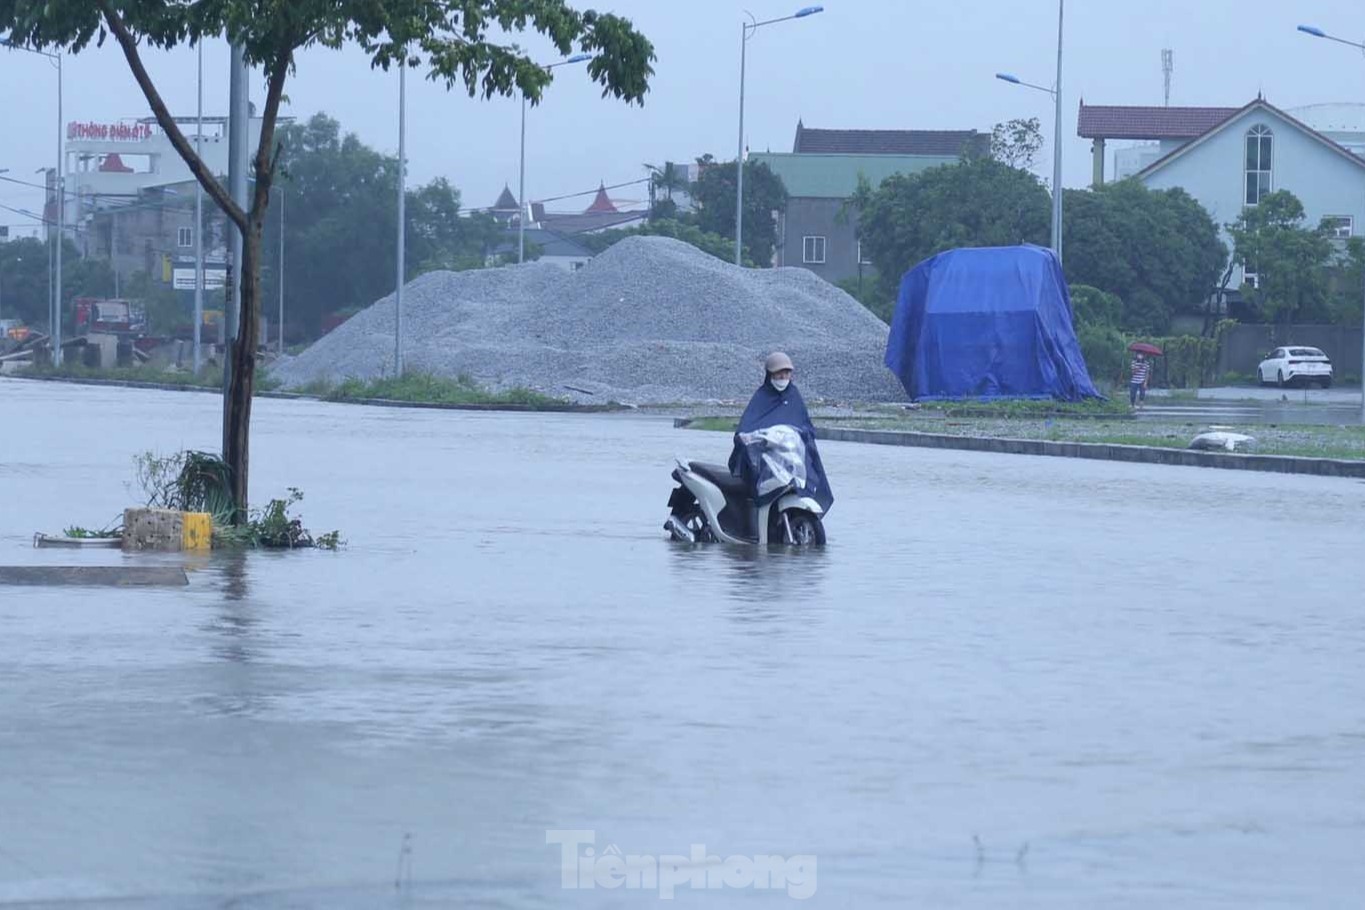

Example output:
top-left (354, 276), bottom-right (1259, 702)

top-left (751, 121), bottom-right (986, 283)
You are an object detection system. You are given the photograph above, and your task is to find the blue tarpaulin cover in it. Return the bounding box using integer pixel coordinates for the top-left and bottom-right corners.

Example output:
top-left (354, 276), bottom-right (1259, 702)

top-left (884, 245), bottom-right (1101, 401)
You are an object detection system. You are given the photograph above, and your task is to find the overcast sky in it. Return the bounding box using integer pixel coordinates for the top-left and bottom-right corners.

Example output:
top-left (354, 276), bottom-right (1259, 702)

top-left (3, 0), bottom-right (1365, 236)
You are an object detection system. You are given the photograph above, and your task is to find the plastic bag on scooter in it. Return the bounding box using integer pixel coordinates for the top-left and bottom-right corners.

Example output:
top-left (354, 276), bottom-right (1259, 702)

top-left (736, 424), bottom-right (808, 503)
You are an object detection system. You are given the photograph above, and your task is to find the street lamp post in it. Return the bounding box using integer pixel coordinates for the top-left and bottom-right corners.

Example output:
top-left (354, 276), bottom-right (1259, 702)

top-left (995, 0), bottom-right (1065, 266)
top-left (735, 5), bottom-right (824, 267)
top-left (395, 57), bottom-right (405, 376)
top-left (194, 40), bottom-right (204, 373)
top-left (1298, 23), bottom-right (1365, 422)
top-left (55, 51), bottom-right (62, 365)
top-left (278, 186), bottom-right (285, 354)
top-left (519, 54), bottom-right (591, 264)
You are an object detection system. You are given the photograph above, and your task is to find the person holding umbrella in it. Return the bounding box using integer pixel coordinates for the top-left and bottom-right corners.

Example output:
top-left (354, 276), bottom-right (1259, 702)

top-left (1125, 342), bottom-right (1163, 409)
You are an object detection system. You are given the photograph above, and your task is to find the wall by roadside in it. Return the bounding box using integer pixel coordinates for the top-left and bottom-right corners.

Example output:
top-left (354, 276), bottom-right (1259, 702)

top-left (819, 426), bottom-right (1365, 478)
top-left (1220, 324), bottom-right (1363, 378)
top-left (676, 419), bottom-right (1365, 479)
top-left (1, 374), bottom-right (621, 413)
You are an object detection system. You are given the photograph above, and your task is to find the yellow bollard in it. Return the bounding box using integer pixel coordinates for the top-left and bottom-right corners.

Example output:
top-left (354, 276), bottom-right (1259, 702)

top-left (181, 512), bottom-right (213, 551)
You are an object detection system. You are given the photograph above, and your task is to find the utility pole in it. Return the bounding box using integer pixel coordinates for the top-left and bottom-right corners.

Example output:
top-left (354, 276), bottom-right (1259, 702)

top-left (395, 58), bottom-right (406, 377)
top-left (278, 187), bottom-right (285, 354)
top-left (1051, 0), bottom-right (1064, 265)
top-left (193, 40), bottom-right (204, 373)
top-left (734, 19), bottom-right (747, 267)
top-left (54, 53), bottom-right (64, 365)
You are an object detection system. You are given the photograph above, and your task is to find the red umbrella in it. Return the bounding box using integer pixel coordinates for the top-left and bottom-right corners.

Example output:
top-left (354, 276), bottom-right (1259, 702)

top-left (1128, 342), bottom-right (1164, 356)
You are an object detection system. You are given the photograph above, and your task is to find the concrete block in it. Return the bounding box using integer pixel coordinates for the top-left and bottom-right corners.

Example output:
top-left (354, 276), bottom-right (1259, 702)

top-left (122, 509), bottom-right (213, 551)
top-left (123, 508), bottom-right (183, 551)
top-left (0, 566), bottom-right (189, 587)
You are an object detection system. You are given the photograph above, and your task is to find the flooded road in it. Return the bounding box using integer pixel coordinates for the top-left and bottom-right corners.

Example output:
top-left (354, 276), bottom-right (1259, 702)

top-left (3, 379), bottom-right (1365, 908)
top-left (1143, 386), bottom-right (1365, 425)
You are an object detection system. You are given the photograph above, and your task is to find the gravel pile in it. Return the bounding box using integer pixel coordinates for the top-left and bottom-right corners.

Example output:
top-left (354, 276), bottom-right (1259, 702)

top-left (272, 236), bottom-right (902, 404)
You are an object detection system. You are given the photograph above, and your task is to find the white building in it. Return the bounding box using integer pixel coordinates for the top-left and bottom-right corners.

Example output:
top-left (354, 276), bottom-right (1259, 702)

top-left (56, 114), bottom-right (273, 240)
top-left (1285, 102), bottom-right (1365, 157)
top-left (1080, 99), bottom-right (1365, 287)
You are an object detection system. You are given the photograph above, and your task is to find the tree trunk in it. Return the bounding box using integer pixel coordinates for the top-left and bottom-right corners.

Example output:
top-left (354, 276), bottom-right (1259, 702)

top-left (223, 216), bottom-right (264, 524)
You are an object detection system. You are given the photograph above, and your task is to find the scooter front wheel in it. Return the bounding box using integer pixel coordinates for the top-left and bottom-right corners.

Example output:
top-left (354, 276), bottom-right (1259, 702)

top-left (780, 509), bottom-right (826, 546)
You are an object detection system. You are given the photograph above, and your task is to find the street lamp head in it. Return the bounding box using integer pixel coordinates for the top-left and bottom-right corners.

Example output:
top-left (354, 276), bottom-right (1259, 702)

top-left (565, 53), bottom-right (592, 64)
top-left (1297, 24), bottom-right (1327, 38)
top-left (795, 5), bottom-right (824, 17)
top-left (995, 72), bottom-right (1022, 85)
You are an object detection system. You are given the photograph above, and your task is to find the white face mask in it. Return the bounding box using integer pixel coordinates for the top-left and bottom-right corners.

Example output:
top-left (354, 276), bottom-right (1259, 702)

top-left (771, 378), bottom-right (790, 392)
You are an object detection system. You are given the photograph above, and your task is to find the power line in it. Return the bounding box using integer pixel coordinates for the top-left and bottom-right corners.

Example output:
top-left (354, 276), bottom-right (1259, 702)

top-left (0, 201), bottom-right (51, 225)
top-left (535, 177), bottom-right (650, 206)
top-left (460, 176), bottom-right (651, 217)
top-left (0, 201), bottom-right (89, 234)
top-left (0, 174), bottom-right (81, 199)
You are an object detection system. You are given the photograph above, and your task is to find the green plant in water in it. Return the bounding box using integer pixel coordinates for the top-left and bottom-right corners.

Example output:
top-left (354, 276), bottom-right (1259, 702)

top-left (313, 372), bottom-right (563, 407)
top-left (62, 525), bottom-right (121, 539)
top-left (133, 451), bottom-right (341, 550)
top-left (135, 450), bottom-right (237, 524)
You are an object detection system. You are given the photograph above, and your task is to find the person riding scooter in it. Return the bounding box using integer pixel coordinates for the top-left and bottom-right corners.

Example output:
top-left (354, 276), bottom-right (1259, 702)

top-left (728, 352), bottom-right (834, 515)
top-left (663, 352), bottom-right (830, 546)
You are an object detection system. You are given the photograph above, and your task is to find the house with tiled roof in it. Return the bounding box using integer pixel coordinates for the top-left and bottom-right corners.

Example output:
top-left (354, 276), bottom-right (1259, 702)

top-left (491, 184), bottom-right (521, 225)
top-left (750, 121), bottom-right (985, 283)
top-left (494, 182), bottom-right (647, 263)
top-left (1080, 97), bottom-right (1365, 289)
top-left (793, 123), bottom-right (989, 157)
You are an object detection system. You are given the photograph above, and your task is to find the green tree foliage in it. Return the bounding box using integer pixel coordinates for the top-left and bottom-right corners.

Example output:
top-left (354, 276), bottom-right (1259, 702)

top-left (0, 237), bottom-right (114, 330)
top-left (268, 113), bottom-right (503, 335)
top-left (1227, 190), bottom-right (1334, 326)
top-left (835, 274), bottom-right (892, 323)
top-left (689, 156), bottom-right (787, 266)
top-left (1069, 284), bottom-right (1122, 329)
top-left (1068, 285), bottom-right (1127, 387)
top-left (1329, 236), bottom-right (1365, 327)
top-left (858, 157), bottom-right (1052, 297)
top-left (581, 218), bottom-right (748, 265)
top-left (646, 161), bottom-right (688, 220)
top-left (0, 0), bottom-right (654, 519)
top-left (1062, 181), bottom-right (1227, 334)
top-left (991, 117), bottom-right (1044, 171)
top-left (856, 162), bottom-right (1225, 335)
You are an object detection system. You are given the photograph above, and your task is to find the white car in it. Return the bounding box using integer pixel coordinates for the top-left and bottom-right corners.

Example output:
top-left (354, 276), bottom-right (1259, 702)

top-left (1257, 346), bottom-right (1333, 388)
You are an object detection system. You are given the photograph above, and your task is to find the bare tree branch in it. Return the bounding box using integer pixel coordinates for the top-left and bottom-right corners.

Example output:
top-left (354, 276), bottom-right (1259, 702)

top-left (95, 0), bottom-right (247, 234)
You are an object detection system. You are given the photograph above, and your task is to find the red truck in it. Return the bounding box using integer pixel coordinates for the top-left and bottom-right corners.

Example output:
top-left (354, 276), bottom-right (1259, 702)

top-left (74, 298), bottom-right (148, 336)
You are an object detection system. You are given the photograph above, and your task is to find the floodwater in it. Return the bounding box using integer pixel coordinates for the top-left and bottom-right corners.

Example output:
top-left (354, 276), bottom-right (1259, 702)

top-left (2, 379), bottom-right (1365, 909)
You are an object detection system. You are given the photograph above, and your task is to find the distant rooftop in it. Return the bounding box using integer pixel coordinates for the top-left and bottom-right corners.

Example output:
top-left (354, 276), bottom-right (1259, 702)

top-left (493, 184), bottom-right (519, 212)
top-left (793, 121), bottom-right (989, 157)
top-left (584, 183), bottom-right (618, 214)
top-left (1077, 104), bottom-right (1239, 140)
top-left (539, 210), bottom-right (645, 234)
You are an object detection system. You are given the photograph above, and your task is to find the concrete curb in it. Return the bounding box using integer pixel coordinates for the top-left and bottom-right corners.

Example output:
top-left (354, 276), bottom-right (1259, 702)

top-left (2, 374), bottom-right (623, 413)
top-left (675, 418), bottom-right (1365, 479)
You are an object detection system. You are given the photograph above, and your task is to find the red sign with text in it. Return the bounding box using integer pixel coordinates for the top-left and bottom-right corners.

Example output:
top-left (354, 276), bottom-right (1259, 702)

top-left (66, 121), bottom-right (153, 142)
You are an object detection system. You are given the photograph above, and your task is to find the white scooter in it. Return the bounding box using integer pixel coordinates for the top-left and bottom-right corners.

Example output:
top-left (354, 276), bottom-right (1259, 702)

top-left (664, 448), bottom-right (827, 546)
